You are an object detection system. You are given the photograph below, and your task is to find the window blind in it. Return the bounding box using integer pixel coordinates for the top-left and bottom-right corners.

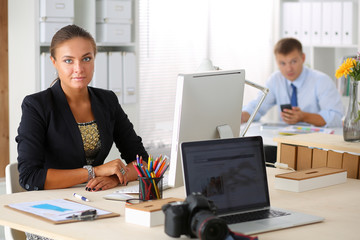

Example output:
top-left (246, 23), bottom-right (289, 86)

top-left (138, 0), bottom-right (274, 149)
top-left (138, 0), bottom-right (208, 148)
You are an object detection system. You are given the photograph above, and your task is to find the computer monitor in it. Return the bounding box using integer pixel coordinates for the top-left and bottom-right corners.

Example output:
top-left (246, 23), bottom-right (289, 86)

top-left (168, 69), bottom-right (246, 188)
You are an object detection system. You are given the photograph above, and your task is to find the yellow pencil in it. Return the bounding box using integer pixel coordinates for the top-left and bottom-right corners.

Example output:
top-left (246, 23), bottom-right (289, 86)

top-left (148, 155), bottom-right (151, 172)
top-left (151, 172), bottom-right (160, 199)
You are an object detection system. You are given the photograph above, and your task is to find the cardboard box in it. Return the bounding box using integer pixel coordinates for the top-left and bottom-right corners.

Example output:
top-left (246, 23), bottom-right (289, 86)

top-left (327, 150), bottom-right (343, 169)
top-left (296, 146), bottom-right (312, 170)
top-left (40, 0), bottom-right (74, 19)
top-left (125, 197), bottom-right (183, 227)
top-left (275, 167), bottom-right (347, 192)
top-left (342, 153), bottom-right (359, 179)
top-left (312, 148), bottom-right (328, 168)
top-left (96, 22), bottom-right (131, 43)
top-left (40, 21), bottom-right (73, 43)
top-left (96, 0), bottom-right (132, 22)
top-left (279, 144), bottom-right (297, 169)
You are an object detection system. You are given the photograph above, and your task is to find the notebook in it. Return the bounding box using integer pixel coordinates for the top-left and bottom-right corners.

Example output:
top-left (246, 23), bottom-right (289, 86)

top-left (180, 136), bottom-right (324, 235)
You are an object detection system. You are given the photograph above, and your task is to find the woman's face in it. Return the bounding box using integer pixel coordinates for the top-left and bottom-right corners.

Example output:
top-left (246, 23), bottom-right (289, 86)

top-left (51, 37), bottom-right (95, 93)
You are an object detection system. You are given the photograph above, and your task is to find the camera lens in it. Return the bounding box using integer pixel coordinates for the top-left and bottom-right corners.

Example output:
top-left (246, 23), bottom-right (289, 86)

top-left (191, 211), bottom-right (228, 240)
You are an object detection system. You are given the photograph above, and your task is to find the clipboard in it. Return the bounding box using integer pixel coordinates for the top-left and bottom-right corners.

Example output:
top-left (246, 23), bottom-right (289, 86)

top-left (6, 199), bottom-right (120, 224)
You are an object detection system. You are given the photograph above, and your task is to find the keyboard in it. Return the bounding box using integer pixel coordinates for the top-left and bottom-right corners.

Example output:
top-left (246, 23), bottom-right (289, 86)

top-left (220, 209), bottom-right (290, 224)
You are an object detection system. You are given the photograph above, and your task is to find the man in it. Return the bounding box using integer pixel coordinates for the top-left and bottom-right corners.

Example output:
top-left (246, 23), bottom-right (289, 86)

top-left (242, 38), bottom-right (344, 128)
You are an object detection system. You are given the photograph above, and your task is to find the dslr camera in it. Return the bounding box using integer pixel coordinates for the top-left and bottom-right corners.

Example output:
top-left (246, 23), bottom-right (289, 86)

top-left (162, 192), bottom-right (229, 240)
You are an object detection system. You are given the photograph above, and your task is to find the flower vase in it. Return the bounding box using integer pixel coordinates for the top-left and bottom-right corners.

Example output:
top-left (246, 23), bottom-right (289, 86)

top-left (343, 78), bottom-right (360, 142)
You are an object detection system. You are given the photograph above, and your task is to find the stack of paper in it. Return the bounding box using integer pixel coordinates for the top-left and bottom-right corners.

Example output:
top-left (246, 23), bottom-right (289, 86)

top-left (278, 125), bottom-right (335, 135)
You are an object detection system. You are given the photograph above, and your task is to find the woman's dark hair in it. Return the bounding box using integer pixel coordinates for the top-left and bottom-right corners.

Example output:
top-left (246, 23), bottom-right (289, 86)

top-left (50, 24), bottom-right (97, 60)
top-left (274, 38), bottom-right (303, 55)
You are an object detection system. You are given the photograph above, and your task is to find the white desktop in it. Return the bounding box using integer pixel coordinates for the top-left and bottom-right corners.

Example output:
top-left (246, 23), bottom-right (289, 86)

top-left (168, 69), bottom-right (269, 188)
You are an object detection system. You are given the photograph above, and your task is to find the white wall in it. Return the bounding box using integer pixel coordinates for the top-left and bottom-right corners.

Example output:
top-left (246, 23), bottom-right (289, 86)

top-left (8, 0), bottom-right (38, 164)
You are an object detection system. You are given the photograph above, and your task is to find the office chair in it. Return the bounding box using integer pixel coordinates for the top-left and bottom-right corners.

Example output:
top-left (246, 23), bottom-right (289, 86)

top-left (5, 162), bottom-right (26, 240)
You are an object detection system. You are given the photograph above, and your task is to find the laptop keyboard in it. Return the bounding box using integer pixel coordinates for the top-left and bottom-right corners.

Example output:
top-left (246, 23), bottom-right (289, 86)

top-left (220, 209), bottom-right (290, 224)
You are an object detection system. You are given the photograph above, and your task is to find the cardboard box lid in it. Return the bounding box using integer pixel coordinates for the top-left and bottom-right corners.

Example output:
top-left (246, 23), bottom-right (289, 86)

top-left (275, 167), bottom-right (347, 181)
top-left (125, 197), bottom-right (183, 212)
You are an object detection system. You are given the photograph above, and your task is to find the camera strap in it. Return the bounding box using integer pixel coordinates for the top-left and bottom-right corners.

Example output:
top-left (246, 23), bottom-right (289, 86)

top-left (225, 229), bottom-right (259, 240)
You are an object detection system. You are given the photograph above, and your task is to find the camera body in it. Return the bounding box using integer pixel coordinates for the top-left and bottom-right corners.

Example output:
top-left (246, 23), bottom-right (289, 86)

top-left (162, 192), bottom-right (228, 239)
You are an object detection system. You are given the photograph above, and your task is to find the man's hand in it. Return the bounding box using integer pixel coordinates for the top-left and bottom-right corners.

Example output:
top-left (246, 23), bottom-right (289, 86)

top-left (241, 112), bottom-right (250, 123)
top-left (281, 107), bottom-right (303, 124)
top-left (281, 107), bottom-right (326, 126)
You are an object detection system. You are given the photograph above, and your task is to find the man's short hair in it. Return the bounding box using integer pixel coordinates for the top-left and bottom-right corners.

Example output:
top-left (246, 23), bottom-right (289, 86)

top-left (274, 38), bottom-right (303, 55)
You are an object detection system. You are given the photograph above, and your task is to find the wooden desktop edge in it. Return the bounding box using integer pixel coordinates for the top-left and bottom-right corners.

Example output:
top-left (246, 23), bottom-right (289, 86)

top-left (0, 168), bottom-right (359, 240)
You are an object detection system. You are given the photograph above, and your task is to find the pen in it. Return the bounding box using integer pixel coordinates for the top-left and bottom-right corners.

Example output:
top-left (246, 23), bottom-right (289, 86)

top-left (73, 193), bottom-right (90, 202)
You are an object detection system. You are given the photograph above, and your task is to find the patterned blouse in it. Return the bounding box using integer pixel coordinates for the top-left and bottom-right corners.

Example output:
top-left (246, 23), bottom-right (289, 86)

top-left (78, 120), bottom-right (102, 165)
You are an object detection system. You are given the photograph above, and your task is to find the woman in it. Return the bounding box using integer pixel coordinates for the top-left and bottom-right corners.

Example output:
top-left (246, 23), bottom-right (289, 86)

top-left (16, 24), bottom-right (148, 192)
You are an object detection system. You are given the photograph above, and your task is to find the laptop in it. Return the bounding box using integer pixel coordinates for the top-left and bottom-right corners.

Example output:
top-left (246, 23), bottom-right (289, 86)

top-left (180, 136), bottom-right (324, 235)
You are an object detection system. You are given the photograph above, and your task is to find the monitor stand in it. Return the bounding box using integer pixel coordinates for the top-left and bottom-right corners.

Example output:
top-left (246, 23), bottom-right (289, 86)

top-left (217, 124), bottom-right (234, 139)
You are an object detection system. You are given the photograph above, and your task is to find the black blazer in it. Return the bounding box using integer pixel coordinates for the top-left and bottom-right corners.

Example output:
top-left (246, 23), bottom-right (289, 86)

top-left (16, 80), bottom-right (148, 190)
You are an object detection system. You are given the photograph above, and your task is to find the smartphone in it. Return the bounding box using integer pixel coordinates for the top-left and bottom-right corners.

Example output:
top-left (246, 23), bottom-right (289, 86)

top-left (280, 104), bottom-right (292, 112)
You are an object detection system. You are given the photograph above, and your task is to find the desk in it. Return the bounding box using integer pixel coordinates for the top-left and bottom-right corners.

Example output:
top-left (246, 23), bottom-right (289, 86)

top-left (0, 168), bottom-right (359, 240)
top-left (244, 122), bottom-right (343, 146)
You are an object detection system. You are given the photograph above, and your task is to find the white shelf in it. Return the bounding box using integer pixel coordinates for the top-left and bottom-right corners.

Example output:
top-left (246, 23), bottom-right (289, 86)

top-left (96, 42), bottom-right (136, 47)
top-left (277, 0), bottom-right (360, 85)
top-left (304, 44), bottom-right (358, 49)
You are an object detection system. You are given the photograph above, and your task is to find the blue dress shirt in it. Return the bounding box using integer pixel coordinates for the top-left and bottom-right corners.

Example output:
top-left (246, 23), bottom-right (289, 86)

top-left (243, 67), bottom-right (344, 127)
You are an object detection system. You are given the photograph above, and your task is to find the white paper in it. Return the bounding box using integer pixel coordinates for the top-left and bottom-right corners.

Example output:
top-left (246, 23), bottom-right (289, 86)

top-left (278, 125), bottom-right (335, 135)
top-left (8, 199), bottom-right (110, 222)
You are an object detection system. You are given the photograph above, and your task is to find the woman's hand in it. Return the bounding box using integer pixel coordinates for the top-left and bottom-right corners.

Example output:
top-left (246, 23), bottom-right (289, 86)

top-left (85, 175), bottom-right (120, 191)
top-left (93, 159), bottom-right (129, 184)
top-left (126, 160), bottom-right (142, 181)
top-left (85, 160), bottom-right (147, 191)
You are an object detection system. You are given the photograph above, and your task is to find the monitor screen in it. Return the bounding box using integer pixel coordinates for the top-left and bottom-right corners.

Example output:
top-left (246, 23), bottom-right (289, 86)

top-left (168, 69), bottom-right (246, 187)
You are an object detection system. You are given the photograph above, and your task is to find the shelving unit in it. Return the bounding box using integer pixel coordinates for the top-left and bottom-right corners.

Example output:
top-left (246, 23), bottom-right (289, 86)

top-left (8, 0), bottom-right (140, 166)
top-left (276, 0), bottom-right (360, 84)
top-left (39, 0), bottom-right (137, 100)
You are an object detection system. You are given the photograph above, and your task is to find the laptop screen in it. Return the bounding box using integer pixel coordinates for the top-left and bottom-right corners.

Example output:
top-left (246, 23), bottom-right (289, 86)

top-left (181, 136), bottom-right (270, 215)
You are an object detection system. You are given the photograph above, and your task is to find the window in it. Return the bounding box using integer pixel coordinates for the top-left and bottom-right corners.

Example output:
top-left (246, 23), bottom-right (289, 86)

top-left (138, 0), bottom-right (274, 149)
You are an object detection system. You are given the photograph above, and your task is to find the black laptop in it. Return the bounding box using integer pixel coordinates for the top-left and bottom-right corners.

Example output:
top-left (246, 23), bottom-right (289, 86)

top-left (180, 136), bottom-right (324, 235)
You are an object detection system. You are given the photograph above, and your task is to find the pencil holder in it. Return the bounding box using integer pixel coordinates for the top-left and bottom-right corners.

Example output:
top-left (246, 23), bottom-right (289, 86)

top-left (138, 176), bottom-right (163, 201)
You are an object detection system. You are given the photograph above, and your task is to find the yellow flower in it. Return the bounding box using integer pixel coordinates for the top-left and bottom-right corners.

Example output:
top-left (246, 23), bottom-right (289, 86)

top-left (335, 58), bottom-right (356, 79)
